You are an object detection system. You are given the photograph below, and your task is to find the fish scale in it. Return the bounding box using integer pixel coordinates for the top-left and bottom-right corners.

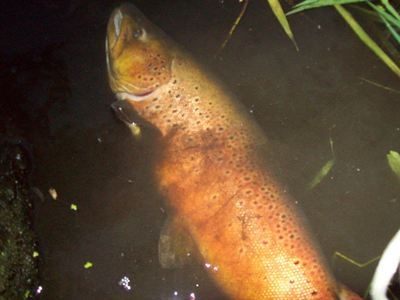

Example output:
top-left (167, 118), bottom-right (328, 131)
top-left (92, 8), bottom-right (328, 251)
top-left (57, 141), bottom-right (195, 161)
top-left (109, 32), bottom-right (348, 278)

top-left (106, 3), bottom-right (362, 300)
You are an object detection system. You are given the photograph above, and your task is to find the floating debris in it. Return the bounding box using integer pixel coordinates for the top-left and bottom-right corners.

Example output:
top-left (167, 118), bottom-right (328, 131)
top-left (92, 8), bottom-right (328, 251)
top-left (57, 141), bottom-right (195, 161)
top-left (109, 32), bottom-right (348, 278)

top-left (83, 261), bottom-right (93, 269)
top-left (118, 276), bottom-right (132, 291)
top-left (360, 77), bottom-right (400, 94)
top-left (308, 159), bottom-right (335, 190)
top-left (308, 138), bottom-right (335, 190)
top-left (35, 285), bottom-right (43, 295)
top-left (204, 262), bottom-right (219, 272)
top-left (387, 150), bottom-right (400, 181)
top-left (48, 187), bottom-right (57, 200)
top-left (249, 104), bottom-right (255, 114)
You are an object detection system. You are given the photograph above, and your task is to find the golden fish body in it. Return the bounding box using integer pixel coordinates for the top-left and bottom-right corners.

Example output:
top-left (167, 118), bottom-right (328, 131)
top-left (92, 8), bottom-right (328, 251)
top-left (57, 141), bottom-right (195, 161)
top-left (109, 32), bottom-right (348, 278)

top-left (106, 4), bottom-right (361, 300)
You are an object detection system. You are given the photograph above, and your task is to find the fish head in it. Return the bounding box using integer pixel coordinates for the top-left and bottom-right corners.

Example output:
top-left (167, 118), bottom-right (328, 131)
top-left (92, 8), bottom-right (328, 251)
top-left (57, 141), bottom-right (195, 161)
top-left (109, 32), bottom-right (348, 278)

top-left (106, 3), bottom-right (173, 101)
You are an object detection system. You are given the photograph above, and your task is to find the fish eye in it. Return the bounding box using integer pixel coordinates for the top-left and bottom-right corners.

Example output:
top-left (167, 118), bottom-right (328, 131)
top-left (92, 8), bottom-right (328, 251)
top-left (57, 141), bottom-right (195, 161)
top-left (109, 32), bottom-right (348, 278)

top-left (133, 28), bottom-right (144, 39)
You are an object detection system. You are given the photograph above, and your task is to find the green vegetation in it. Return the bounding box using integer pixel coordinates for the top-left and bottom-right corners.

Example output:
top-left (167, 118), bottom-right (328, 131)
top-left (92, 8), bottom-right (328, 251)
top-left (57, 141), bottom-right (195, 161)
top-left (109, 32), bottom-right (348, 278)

top-left (220, 0), bottom-right (400, 78)
top-left (308, 159), bottom-right (335, 189)
top-left (308, 138), bottom-right (336, 190)
top-left (387, 150), bottom-right (400, 180)
top-left (267, 0), bottom-right (299, 50)
top-left (84, 262), bottom-right (93, 269)
top-left (288, 0), bottom-right (400, 77)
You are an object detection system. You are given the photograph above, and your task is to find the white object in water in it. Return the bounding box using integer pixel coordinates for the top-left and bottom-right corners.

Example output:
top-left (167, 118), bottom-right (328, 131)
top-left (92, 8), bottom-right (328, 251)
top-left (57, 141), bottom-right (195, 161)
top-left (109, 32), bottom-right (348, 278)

top-left (118, 276), bottom-right (132, 291)
top-left (370, 228), bottom-right (400, 300)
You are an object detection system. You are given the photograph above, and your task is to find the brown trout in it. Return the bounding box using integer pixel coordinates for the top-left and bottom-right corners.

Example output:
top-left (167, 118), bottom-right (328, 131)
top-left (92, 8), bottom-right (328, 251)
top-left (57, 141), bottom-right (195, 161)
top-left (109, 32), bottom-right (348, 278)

top-left (106, 4), bottom-right (362, 300)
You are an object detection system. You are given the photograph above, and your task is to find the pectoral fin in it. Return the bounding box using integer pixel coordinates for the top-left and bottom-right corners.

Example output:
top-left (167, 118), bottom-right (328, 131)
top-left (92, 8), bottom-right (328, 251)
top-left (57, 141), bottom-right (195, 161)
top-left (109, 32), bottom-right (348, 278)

top-left (111, 100), bottom-right (142, 139)
top-left (158, 217), bottom-right (195, 269)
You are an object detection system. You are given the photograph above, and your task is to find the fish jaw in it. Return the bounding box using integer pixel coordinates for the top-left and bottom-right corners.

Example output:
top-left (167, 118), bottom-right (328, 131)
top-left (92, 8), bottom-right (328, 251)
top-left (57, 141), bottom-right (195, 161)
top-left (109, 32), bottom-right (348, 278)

top-left (106, 3), bottom-right (173, 100)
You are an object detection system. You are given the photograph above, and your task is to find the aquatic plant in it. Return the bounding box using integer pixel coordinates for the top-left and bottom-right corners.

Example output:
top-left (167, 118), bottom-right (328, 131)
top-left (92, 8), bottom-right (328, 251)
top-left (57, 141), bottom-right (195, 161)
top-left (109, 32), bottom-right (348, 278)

top-left (387, 150), bottom-right (400, 181)
top-left (307, 138), bottom-right (335, 190)
top-left (288, 0), bottom-right (400, 77)
top-left (220, 0), bottom-right (400, 78)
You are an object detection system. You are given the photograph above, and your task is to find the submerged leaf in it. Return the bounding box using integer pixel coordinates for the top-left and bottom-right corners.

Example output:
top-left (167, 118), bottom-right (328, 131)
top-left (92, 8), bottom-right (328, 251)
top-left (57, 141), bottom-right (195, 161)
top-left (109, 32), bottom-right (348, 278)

top-left (335, 4), bottom-right (400, 78)
top-left (308, 159), bottom-right (335, 190)
top-left (387, 150), bottom-right (400, 181)
top-left (267, 0), bottom-right (298, 50)
top-left (217, 0), bottom-right (249, 56)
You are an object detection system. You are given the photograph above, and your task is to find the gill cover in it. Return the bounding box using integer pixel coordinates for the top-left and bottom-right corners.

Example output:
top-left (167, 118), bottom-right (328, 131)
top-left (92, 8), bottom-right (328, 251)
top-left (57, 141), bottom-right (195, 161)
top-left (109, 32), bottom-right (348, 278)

top-left (106, 4), bottom-right (172, 98)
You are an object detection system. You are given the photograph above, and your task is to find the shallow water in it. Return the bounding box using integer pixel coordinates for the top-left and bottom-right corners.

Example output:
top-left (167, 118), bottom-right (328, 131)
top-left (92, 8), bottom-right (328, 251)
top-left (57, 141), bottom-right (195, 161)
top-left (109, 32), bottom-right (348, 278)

top-left (2, 0), bottom-right (400, 299)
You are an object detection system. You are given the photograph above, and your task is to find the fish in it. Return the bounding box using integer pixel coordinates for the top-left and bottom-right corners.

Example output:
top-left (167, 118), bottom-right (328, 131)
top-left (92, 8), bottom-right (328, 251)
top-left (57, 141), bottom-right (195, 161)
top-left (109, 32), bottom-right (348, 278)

top-left (106, 4), bottom-right (362, 300)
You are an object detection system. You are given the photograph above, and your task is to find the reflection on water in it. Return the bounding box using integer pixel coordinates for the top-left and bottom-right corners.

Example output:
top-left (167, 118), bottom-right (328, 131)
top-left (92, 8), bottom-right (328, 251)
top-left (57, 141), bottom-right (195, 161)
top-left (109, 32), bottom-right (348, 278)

top-left (1, 0), bottom-right (400, 299)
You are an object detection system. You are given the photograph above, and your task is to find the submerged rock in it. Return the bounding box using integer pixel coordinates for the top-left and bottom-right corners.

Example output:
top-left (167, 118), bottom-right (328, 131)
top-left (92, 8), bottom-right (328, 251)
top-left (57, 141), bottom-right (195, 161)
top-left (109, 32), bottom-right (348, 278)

top-left (0, 140), bottom-right (38, 299)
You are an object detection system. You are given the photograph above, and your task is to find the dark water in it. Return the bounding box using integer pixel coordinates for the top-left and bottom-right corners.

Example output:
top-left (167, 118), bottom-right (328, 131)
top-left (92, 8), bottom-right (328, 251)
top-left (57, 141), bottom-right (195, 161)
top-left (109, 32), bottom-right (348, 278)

top-left (1, 0), bottom-right (400, 299)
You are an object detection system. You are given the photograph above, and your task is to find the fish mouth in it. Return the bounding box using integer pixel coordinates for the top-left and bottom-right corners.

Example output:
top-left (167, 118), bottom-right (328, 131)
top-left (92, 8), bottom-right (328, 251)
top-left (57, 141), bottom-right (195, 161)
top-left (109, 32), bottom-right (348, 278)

top-left (115, 90), bottom-right (156, 102)
top-left (105, 5), bottom-right (160, 101)
top-left (106, 4), bottom-right (142, 54)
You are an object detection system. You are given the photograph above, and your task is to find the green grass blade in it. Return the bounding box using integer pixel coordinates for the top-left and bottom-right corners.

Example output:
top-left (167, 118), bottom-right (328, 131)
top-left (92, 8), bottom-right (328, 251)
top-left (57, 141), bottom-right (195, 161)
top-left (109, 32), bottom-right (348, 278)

top-left (387, 150), bottom-right (400, 181)
top-left (335, 4), bottom-right (400, 77)
top-left (381, 0), bottom-right (400, 21)
top-left (367, 2), bottom-right (400, 29)
top-left (381, 13), bottom-right (400, 44)
top-left (267, 0), bottom-right (299, 50)
top-left (308, 159), bottom-right (335, 190)
top-left (287, 0), bottom-right (366, 15)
